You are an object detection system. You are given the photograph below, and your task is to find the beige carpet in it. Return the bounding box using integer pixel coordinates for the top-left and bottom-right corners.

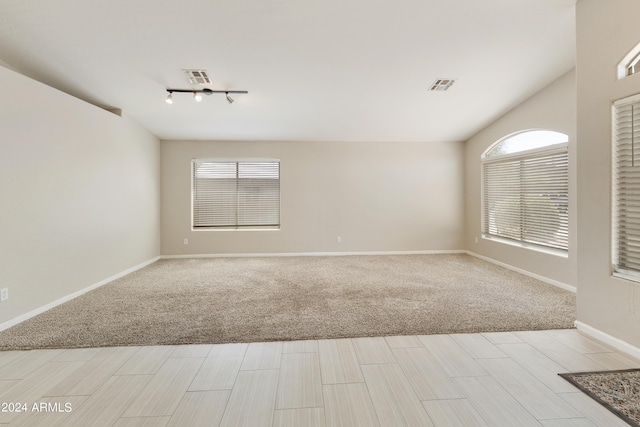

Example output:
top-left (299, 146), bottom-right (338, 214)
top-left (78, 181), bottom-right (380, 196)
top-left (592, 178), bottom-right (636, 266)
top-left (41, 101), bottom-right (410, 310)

top-left (0, 254), bottom-right (576, 350)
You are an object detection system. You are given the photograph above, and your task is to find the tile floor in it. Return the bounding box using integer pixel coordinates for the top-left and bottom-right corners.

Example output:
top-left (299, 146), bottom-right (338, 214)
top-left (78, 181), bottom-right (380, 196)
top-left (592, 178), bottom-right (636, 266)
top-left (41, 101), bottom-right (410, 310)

top-left (0, 329), bottom-right (637, 426)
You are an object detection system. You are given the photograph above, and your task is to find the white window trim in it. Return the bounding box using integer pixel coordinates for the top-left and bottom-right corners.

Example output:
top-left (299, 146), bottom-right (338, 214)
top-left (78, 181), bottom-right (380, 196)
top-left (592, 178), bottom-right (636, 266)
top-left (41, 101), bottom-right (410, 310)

top-left (481, 128), bottom-right (568, 160)
top-left (481, 234), bottom-right (569, 258)
top-left (481, 144), bottom-right (568, 165)
top-left (617, 42), bottom-right (640, 79)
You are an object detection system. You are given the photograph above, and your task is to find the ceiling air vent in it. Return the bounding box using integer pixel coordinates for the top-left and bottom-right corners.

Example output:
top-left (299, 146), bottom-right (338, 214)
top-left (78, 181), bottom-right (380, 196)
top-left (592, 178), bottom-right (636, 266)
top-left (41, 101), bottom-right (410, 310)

top-left (429, 78), bottom-right (456, 91)
top-left (184, 69), bottom-right (212, 85)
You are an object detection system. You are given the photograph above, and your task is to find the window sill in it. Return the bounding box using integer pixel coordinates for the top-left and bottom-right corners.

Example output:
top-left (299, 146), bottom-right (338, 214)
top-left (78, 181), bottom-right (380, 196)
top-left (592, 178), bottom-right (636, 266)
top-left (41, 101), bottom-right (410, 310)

top-left (612, 270), bottom-right (640, 284)
top-left (481, 235), bottom-right (568, 258)
top-left (192, 227), bottom-right (281, 232)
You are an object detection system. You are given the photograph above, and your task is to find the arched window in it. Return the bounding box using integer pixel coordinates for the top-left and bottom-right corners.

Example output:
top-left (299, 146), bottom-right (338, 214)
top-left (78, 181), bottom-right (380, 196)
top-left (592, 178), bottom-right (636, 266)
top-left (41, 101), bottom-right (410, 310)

top-left (482, 130), bottom-right (569, 252)
top-left (617, 41), bottom-right (640, 79)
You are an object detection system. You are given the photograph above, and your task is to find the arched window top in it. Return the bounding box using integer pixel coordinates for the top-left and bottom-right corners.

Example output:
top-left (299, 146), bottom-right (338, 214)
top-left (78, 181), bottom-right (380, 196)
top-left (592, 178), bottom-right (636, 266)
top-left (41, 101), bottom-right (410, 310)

top-left (618, 41), bottom-right (640, 79)
top-left (483, 130), bottom-right (568, 159)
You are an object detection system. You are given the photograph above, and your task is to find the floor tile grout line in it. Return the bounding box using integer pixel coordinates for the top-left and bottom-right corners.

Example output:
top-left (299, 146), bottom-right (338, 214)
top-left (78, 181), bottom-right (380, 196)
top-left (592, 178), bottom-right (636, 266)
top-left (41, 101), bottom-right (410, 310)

top-left (362, 362), bottom-right (437, 427)
top-left (483, 359), bottom-right (571, 424)
top-left (67, 346), bottom-right (142, 401)
top-left (419, 397), bottom-right (468, 402)
top-left (360, 366), bottom-right (386, 427)
top-left (455, 374), bottom-right (534, 427)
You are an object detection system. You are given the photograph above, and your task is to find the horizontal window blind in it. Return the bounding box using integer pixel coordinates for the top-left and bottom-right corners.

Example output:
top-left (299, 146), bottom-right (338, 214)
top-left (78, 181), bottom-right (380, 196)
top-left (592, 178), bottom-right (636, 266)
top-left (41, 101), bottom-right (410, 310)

top-left (193, 160), bottom-right (280, 229)
top-left (483, 147), bottom-right (569, 251)
top-left (613, 97), bottom-right (640, 279)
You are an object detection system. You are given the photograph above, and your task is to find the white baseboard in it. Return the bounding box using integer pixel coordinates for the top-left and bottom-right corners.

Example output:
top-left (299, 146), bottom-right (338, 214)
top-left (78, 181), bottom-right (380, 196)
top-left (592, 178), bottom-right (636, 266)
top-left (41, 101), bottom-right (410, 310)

top-left (465, 250), bottom-right (576, 293)
top-left (575, 320), bottom-right (640, 361)
top-left (161, 249), bottom-right (466, 259)
top-left (0, 256), bottom-right (160, 332)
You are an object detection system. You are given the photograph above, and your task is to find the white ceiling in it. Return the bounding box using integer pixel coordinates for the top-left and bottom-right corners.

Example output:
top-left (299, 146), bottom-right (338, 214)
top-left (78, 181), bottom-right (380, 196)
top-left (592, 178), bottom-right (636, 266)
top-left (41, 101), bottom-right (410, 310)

top-left (0, 0), bottom-right (576, 142)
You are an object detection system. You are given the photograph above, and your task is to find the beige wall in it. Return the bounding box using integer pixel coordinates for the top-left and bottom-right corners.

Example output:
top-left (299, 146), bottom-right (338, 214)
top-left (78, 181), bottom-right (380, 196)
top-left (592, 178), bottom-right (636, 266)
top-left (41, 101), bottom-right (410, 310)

top-left (464, 70), bottom-right (577, 287)
top-left (0, 66), bottom-right (160, 325)
top-left (576, 0), bottom-right (640, 346)
top-left (161, 140), bottom-right (464, 255)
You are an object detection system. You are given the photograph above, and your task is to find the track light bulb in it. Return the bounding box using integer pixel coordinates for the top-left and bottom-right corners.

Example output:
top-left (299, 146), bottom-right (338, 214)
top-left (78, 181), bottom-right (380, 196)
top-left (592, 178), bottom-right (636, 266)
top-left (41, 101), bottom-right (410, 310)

top-left (225, 92), bottom-right (234, 104)
top-left (193, 92), bottom-right (202, 102)
top-left (165, 93), bottom-right (173, 104)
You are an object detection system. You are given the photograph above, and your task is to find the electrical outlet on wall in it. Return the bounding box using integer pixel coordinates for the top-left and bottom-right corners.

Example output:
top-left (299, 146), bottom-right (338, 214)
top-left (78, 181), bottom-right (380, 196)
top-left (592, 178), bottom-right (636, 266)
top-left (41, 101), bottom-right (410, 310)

top-left (184, 239), bottom-right (189, 245)
top-left (337, 236), bottom-right (342, 243)
top-left (0, 288), bottom-right (8, 302)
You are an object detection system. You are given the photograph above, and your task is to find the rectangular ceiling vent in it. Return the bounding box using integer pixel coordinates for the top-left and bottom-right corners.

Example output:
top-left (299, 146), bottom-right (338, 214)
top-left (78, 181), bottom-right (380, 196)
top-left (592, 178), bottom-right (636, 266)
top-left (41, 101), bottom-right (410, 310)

top-left (184, 69), bottom-right (212, 85)
top-left (429, 78), bottom-right (456, 91)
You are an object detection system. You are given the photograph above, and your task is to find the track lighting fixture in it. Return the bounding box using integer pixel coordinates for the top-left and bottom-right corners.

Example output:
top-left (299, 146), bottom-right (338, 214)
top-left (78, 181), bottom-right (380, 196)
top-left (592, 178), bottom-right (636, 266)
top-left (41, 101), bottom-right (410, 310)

top-left (164, 87), bottom-right (247, 104)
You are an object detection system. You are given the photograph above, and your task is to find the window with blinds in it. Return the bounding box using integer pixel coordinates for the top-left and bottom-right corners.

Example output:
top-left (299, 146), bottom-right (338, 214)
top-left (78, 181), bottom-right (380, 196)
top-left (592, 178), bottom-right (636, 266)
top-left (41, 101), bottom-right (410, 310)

top-left (192, 160), bottom-right (280, 229)
top-left (482, 131), bottom-right (569, 252)
top-left (613, 95), bottom-right (640, 281)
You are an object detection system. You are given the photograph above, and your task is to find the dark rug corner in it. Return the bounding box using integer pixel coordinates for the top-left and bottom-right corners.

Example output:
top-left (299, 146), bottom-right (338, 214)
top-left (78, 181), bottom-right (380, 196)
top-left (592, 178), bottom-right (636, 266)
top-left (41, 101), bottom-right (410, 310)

top-left (559, 368), bottom-right (640, 427)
